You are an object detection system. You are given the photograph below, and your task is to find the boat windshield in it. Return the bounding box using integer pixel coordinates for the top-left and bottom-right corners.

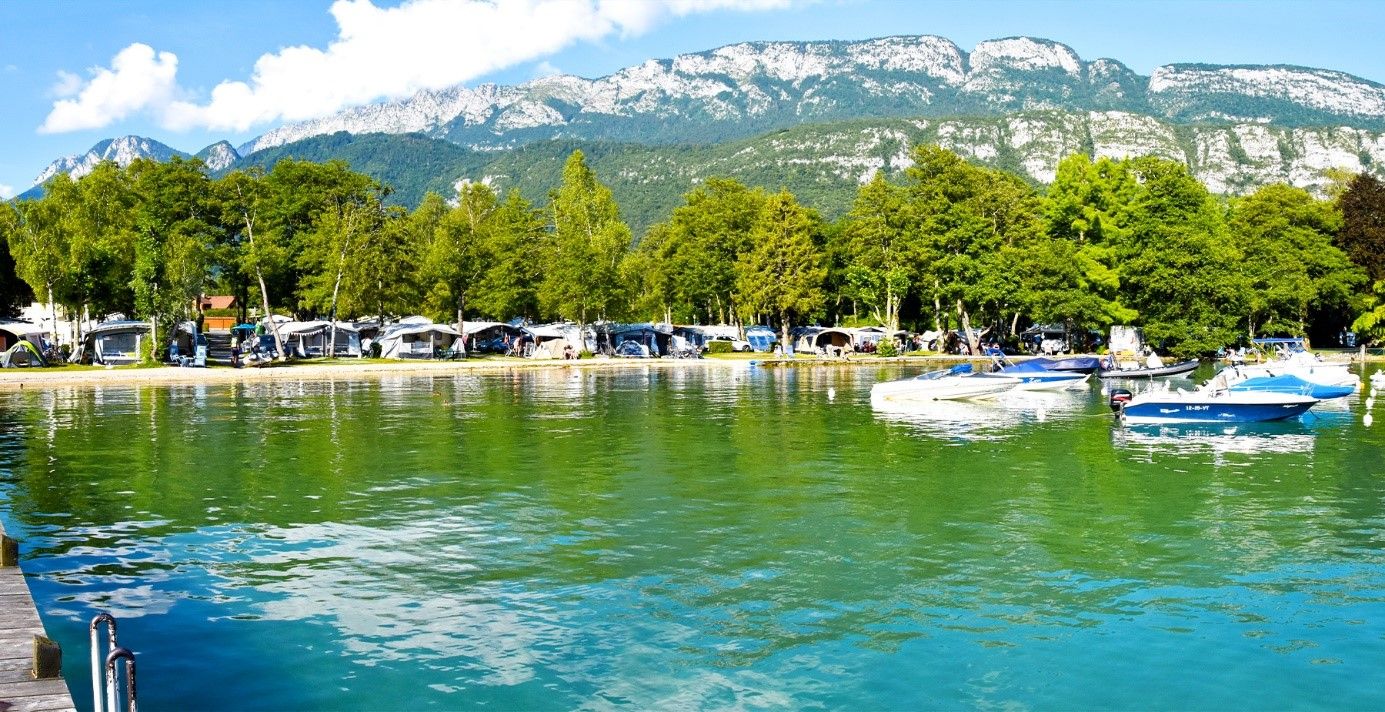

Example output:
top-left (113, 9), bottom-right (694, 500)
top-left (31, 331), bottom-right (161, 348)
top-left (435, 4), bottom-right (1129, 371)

top-left (916, 363), bottom-right (972, 380)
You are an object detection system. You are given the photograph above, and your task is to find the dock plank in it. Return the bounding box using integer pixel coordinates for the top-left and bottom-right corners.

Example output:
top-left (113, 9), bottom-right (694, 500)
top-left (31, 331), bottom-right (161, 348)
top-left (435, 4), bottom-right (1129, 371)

top-left (0, 520), bottom-right (74, 711)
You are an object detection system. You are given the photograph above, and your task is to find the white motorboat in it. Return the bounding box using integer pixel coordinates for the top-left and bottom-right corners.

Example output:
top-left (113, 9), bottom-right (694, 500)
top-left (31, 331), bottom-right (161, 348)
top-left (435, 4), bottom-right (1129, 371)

top-left (870, 364), bottom-right (1018, 402)
top-left (1231, 350), bottom-right (1359, 394)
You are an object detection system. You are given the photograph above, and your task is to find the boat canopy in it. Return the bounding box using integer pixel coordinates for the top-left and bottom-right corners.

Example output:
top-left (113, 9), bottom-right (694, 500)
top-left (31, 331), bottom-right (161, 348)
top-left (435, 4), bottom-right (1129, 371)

top-left (1250, 337), bottom-right (1308, 350)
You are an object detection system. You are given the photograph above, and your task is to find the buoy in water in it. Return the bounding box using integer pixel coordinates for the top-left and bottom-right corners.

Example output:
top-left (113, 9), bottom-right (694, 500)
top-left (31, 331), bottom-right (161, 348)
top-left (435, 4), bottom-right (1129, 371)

top-left (827, 387), bottom-right (836, 402)
top-left (1367, 397), bottom-right (1376, 410)
top-left (1365, 413), bottom-right (1374, 427)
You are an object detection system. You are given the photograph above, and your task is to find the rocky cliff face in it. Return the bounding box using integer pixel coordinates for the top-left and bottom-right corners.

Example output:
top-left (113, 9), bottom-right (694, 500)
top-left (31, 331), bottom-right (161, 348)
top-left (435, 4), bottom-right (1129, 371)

top-left (28, 34), bottom-right (1385, 199)
top-left (686, 111), bottom-right (1383, 196)
top-left (238, 34), bottom-right (1385, 157)
top-left (194, 141), bottom-right (241, 172)
top-left (32, 136), bottom-right (184, 185)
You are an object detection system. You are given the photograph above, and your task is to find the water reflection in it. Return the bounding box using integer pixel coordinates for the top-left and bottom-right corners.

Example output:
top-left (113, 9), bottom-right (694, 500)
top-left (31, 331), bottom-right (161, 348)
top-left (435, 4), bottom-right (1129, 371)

top-left (871, 390), bottom-right (1092, 441)
top-left (1111, 422), bottom-right (1317, 462)
top-left (1, 366), bottom-right (1383, 711)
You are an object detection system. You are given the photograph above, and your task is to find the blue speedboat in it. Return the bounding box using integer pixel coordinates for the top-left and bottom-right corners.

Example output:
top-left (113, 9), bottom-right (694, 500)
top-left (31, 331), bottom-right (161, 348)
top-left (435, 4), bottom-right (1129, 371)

top-left (1108, 387), bottom-right (1318, 424)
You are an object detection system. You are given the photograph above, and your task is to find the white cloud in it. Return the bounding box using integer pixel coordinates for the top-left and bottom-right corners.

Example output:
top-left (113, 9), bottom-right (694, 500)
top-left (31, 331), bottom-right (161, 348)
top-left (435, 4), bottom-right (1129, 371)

top-left (39, 44), bottom-right (179, 134)
top-left (532, 61), bottom-right (562, 79)
top-left (41, 0), bottom-right (791, 135)
top-left (0, 184), bottom-right (14, 200)
top-left (50, 70), bottom-right (83, 97)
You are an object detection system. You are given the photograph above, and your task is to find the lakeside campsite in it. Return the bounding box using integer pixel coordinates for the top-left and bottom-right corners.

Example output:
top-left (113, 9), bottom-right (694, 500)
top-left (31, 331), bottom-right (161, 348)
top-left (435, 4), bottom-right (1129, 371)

top-left (5, 5), bottom-right (1385, 711)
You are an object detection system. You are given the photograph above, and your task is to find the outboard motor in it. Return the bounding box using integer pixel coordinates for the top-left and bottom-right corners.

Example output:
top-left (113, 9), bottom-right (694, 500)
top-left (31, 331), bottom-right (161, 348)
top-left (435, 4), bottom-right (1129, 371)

top-left (1108, 388), bottom-right (1133, 414)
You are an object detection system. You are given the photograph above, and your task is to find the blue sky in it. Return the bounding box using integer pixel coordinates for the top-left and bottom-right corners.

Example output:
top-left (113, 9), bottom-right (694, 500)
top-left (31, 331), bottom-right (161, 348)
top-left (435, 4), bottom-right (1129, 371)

top-left (3, 0), bottom-right (1384, 198)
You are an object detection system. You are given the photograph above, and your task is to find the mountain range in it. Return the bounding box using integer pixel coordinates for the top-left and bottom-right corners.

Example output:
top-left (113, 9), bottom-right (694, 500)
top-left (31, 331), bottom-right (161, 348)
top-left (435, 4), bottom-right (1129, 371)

top-left (23, 35), bottom-right (1385, 225)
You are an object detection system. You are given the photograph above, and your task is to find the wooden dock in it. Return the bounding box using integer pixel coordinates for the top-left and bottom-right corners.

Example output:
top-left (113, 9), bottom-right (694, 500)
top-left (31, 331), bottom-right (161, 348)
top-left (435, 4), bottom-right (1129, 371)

top-left (0, 519), bottom-right (76, 712)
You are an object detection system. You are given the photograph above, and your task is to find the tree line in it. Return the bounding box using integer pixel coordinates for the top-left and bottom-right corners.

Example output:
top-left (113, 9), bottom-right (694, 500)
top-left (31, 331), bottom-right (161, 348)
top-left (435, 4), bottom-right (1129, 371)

top-left (2, 144), bottom-right (1383, 359)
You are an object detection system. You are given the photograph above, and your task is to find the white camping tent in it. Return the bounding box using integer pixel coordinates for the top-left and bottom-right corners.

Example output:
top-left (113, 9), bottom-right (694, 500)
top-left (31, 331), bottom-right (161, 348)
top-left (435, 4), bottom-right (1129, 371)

top-left (278, 321), bottom-right (362, 358)
top-left (376, 321), bottom-right (461, 359)
top-left (82, 320), bottom-right (151, 365)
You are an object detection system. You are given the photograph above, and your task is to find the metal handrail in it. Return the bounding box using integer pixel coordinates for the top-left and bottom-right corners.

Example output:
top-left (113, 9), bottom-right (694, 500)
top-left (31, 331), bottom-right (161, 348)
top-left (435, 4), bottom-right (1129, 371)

top-left (104, 647), bottom-right (137, 712)
top-left (90, 613), bottom-right (136, 712)
top-left (90, 613), bottom-right (117, 711)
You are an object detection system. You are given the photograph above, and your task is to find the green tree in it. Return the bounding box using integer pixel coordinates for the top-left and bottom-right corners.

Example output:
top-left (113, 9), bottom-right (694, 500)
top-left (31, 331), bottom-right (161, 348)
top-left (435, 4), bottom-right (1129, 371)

top-left (472, 190), bottom-right (544, 321)
top-left (217, 168), bottom-right (289, 358)
top-left (298, 196), bottom-right (385, 355)
top-left (1337, 173), bottom-right (1385, 284)
top-left (1352, 280), bottom-right (1385, 345)
top-left (128, 157), bottom-right (219, 360)
top-left (1230, 184), bottom-right (1362, 337)
top-left (422, 182), bottom-right (498, 342)
top-left (4, 177), bottom-right (76, 344)
top-left (903, 146), bottom-right (1042, 352)
top-left (1117, 157), bottom-right (1245, 356)
top-left (624, 221), bottom-right (678, 323)
top-left (352, 201), bottom-right (431, 326)
top-left (735, 190), bottom-right (827, 348)
top-left (656, 177), bottom-right (766, 325)
top-left (541, 151), bottom-right (632, 341)
top-left (1031, 154), bottom-right (1138, 333)
top-left (69, 161), bottom-right (138, 323)
top-left (840, 172), bottom-right (916, 331)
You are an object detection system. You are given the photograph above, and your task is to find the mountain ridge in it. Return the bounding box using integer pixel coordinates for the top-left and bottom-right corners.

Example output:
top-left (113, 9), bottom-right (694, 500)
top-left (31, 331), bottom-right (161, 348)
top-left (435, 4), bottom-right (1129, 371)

top-left (22, 33), bottom-right (1385, 207)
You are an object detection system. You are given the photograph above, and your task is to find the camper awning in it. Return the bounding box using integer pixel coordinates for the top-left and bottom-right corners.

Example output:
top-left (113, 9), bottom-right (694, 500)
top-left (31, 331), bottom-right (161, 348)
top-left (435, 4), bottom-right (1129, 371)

top-left (383, 323), bottom-right (461, 339)
top-left (279, 320), bottom-right (359, 336)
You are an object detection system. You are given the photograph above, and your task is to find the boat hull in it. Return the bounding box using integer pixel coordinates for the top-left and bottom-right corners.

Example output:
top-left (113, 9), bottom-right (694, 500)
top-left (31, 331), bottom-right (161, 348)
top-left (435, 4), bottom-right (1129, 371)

top-left (1120, 392), bottom-right (1317, 424)
top-left (871, 374), bottom-right (1018, 401)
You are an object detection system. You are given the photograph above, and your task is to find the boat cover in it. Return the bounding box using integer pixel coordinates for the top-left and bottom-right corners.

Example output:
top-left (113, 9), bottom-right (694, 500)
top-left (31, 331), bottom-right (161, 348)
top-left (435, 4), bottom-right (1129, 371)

top-left (1229, 373), bottom-right (1355, 399)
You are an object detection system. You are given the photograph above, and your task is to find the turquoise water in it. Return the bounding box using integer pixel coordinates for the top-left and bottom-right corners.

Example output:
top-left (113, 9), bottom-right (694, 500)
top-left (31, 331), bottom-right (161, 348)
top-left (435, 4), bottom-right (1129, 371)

top-left (1, 365), bottom-right (1383, 710)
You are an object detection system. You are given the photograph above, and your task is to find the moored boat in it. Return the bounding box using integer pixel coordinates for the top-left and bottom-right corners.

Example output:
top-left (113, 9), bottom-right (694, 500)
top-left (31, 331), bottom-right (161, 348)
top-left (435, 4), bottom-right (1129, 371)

top-left (871, 364), bottom-right (1018, 402)
top-left (1108, 386), bottom-right (1318, 424)
top-left (1229, 347), bottom-right (1359, 395)
top-left (1097, 356), bottom-right (1199, 379)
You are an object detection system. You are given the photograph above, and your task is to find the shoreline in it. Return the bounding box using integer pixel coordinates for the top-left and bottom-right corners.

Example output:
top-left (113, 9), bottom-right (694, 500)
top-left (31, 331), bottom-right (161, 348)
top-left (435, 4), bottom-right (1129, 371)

top-left (0, 355), bottom-right (955, 390)
top-left (2, 352), bottom-right (1378, 390)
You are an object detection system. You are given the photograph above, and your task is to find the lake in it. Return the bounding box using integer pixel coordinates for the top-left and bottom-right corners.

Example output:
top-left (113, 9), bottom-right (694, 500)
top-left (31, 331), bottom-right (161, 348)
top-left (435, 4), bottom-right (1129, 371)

top-left (1, 364), bottom-right (1382, 710)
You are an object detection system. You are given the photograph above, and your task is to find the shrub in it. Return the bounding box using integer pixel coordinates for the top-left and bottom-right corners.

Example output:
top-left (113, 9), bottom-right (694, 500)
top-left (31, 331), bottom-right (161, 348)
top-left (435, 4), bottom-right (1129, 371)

top-left (876, 339), bottom-right (898, 357)
top-left (706, 341), bottom-right (734, 354)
